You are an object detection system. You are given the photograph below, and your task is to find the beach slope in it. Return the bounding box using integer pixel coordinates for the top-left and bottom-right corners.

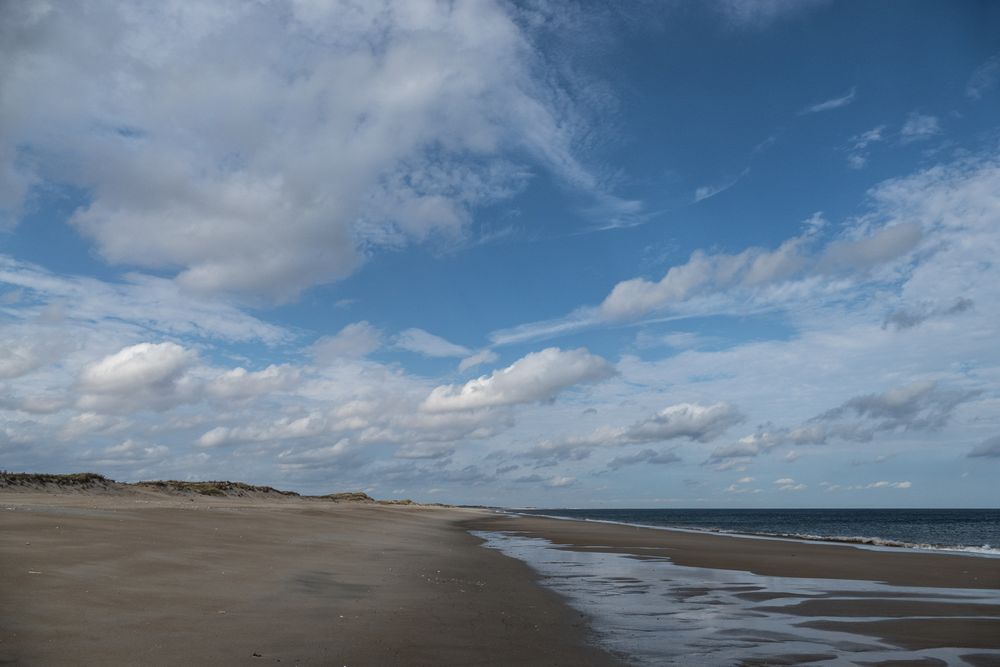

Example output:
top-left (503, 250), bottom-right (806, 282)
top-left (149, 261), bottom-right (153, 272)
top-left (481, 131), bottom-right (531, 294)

top-left (0, 492), bottom-right (619, 666)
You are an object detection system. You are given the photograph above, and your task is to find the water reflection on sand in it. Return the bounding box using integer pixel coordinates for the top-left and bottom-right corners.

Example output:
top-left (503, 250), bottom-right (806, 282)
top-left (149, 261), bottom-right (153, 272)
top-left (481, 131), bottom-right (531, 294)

top-left (472, 531), bottom-right (1000, 666)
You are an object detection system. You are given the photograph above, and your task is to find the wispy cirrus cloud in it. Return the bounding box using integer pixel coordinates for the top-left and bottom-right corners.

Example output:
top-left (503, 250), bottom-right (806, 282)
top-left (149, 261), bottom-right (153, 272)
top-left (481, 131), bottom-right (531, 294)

top-left (799, 86), bottom-right (856, 114)
top-left (694, 168), bottom-right (749, 203)
top-left (966, 53), bottom-right (1000, 100)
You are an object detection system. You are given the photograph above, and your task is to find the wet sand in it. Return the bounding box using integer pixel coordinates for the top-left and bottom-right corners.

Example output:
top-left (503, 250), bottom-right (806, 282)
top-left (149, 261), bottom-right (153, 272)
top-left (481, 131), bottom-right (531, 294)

top-left (463, 513), bottom-right (1000, 660)
top-left (0, 493), bottom-right (620, 666)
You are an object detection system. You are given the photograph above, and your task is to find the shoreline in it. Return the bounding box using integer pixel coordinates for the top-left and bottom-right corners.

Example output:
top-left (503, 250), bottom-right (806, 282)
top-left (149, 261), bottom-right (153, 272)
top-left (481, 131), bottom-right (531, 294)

top-left (462, 512), bottom-right (1000, 590)
top-left (503, 510), bottom-right (1000, 558)
top-left (463, 512), bottom-right (1000, 663)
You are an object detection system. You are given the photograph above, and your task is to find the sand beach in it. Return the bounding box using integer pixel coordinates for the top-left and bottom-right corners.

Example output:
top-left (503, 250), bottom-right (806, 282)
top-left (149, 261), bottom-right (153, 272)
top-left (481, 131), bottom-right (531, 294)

top-left (2, 484), bottom-right (998, 665)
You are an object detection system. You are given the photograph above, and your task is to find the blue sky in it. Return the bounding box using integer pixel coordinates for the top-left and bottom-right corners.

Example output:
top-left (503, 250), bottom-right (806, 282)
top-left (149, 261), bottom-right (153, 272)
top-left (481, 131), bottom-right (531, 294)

top-left (2, 1), bottom-right (999, 506)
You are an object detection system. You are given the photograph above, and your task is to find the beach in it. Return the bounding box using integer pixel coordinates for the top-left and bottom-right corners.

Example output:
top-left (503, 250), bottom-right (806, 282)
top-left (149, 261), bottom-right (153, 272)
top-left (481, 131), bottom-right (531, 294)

top-left (3, 491), bottom-right (999, 666)
top-left (0, 492), bottom-right (618, 666)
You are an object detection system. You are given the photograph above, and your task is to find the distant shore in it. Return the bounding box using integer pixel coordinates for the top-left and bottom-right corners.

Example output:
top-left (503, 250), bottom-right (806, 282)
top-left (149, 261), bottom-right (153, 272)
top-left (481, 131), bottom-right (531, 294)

top-left (3, 481), bottom-right (998, 665)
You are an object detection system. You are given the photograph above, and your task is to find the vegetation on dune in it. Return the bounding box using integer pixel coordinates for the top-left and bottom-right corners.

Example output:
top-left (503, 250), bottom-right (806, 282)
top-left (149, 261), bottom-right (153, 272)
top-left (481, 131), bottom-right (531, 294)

top-left (135, 480), bottom-right (300, 497)
top-left (0, 471), bottom-right (113, 488)
top-left (1, 471), bottom-right (421, 504)
top-left (321, 491), bottom-right (375, 503)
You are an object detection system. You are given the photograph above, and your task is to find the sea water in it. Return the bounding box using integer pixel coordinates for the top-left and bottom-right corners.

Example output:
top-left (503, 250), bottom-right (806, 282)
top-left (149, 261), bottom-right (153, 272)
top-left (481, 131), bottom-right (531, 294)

top-left (472, 530), bottom-right (1000, 666)
top-left (513, 508), bottom-right (1000, 555)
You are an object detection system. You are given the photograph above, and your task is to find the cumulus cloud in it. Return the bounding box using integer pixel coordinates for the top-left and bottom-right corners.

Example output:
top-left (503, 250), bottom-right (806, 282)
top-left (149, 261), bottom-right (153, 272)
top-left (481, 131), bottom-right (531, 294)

top-left (75, 342), bottom-right (304, 415)
top-left (599, 222), bottom-right (921, 321)
top-left (422, 347), bottom-right (614, 412)
top-left (1, 1), bottom-right (613, 301)
top-left (78, 342), bottom-right (198, 411)
top-left (799, 87), bottom-right (856, 114)
top-left (968, 436), bottom-right (1000, 459)
top-left (395, 328), bottom-right (471, 358)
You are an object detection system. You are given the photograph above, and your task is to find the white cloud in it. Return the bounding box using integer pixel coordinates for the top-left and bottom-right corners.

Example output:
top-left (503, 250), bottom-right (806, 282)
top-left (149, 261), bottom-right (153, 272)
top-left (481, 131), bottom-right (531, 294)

top-left (725, 483), bottom-right (761, 494)
top-left (966, 54), bottom-right (1000, 100)
top-left (60, 412), bottom-right (128, 440)
top-left (714, 0), bottom-right (830, 29)
top-left (694, 169), bottom-right (748, 202)
top-left (422, 347), bottom-right (614, 412)
top-left (845, 125), bottom-right (885, 170)
top-left (635, 331), bottom-right (705, 350)
top-left (900, 113), bottom-right (941, 143)
top-left (458, 349), bottom-right (499, 372)
top-left (78, 342), bottom-right (198, 411)
top-left (89, 439), bottom-right (169, 467)
top-left (0, 1), bottom-right (614, 301)
top-left (489, 309), bottom-right (598, 347)
top-left (616, 402), bottom-right (745, 444)
top-left (0, 256), bottom-right (288, 344)
top-left (799, 87), bottom-right (856, 114)
top-left (599, 222), bottom-right (921, 321)
top-left (524, 401), bottom-right (742, 465)
top-left (205, 365), bottom-right (300, 400)
top-left (394, 443), bottom-right (455, 460)
top-left (823, 480), bottom-right (912, 492)
top-left (0, 340), bottom-right (45, 380)
top-left (605, 448), bottom-right (681, 471)
top-left (711, 381), bottom-right (976, 462)
top-left (396, 328), bottom-right (471, 357)
top-left (773, 477), bottom-right (806, 491)
top-left (311, 322), bottom-right (384, 361)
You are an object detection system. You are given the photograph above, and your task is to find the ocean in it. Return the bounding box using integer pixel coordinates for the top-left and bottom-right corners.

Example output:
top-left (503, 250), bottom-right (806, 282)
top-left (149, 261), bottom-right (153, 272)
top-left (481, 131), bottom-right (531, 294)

top-left (513, 507), bottom-right (1000, 554)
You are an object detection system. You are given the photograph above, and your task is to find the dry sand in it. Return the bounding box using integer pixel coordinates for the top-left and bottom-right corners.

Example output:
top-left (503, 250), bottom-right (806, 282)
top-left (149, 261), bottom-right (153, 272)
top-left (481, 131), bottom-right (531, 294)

top-left (1, 493), bottom-right (620, 666)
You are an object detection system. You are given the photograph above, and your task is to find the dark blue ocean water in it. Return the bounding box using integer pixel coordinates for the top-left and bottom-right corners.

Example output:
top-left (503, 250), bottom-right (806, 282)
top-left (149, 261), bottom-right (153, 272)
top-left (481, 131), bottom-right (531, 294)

top-left (515, 508), bottom-right (1000, 553)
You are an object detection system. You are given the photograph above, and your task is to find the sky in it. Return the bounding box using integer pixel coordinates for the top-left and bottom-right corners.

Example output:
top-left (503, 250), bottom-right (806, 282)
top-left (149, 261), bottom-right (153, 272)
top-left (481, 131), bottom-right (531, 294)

top-left (2, 0), bottom-right (999, 507)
